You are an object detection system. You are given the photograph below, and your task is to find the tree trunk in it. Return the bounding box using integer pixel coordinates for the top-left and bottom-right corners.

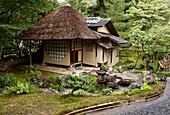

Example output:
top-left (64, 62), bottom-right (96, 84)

top-left (98, 0), bottom-right (105, 16)
top-left (0, 47), bottom-right (2, 59)
top-left (145, 55), bottom-right (149, 71)
top-left (16, 40), bottom-right (21, 57)
top-left (134, 50), bottom-right (140, 67)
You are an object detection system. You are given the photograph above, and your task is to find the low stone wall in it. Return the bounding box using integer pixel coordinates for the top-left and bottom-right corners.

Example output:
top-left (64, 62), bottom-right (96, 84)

top-left (0, 56), bottom-right (29, 72)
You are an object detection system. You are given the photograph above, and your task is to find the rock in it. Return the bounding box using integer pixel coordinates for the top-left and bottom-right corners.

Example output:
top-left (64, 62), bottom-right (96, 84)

top-left (108, 82), bottom-right (118, 89)
top-left (106, 74), bottom-right (117, 82)
top-left (119, 65), bottom-right (129, 72)
top-left (41, 88), bottom-right (58, 94)
top-left (31, 78), bottom-right (50, 88)
top-left (120, 79), bottom-right (132, 86)
top-left (112, 72), bottom-right (141, 82)
top-left (105, 74), bottom-right (122, 89)
top-left (128, 81), bottom-right (143, 90)
top-left (59, 75), bottom-right (69, 87)
top-left (79, 72), bottom-right (88, 76)
top-left (142, 71), bottom-right (156, 84)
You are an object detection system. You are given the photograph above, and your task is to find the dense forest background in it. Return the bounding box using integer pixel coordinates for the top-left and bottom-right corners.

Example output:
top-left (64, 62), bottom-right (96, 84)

top-left (0, 0), bottom-right (170, 71)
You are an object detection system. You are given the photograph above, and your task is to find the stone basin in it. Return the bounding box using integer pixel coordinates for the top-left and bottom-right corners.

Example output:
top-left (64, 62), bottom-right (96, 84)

top-left (96, 70), bottom-right (106, 76)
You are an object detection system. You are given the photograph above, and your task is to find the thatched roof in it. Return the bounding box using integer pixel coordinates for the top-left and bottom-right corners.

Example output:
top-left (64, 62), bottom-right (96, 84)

top-left (18, 6), bottom-right (97, 40)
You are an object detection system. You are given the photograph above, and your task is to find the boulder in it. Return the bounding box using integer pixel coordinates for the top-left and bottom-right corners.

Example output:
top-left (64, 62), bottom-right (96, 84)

top-left (120, 79), bottom-right (132, 86)
top-left (105, 74), bottom-right (117, 82)
top-left (142, 71), bottom-right (156, 84)
top-left (106, 74), bottom-right (122, 89)
top-left (112, 72), bottom-right (141, 82)
top-left (119, 65), bottom-right (129, 72)
top-left (59, 75), bottom-right (69, 87)
top-left (128, 81), bottom-right (143, 90)
top-left (31, 78), bottom-right (50, 88)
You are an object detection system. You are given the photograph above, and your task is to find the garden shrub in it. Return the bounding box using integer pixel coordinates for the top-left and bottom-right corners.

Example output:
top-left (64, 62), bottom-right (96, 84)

top-left (73, 90), bottom-right (90, 96)
top-left (67, 74), bottom-right (98, 94)
top-left (49, 74), bottom-right (64, 92)
top-left (156, 71), bottom-right (170, 80)
top-left (126, 63), bottom-right (136, 69)
top-left (111, 91), bottom-right (124, 96)
top-left (25, 68), bottom-right (51, 88)
top-left (4, 80), bottom-right (38, 95)
top-left (124, 58), bottom-right (134, 63)
top-left (100, 64), bottom-right (109, 71)
top-left (128, 82), bottom-right (152, 95)
top-left (81, 74), bottom-right (98, 93)
top-left (32, 78), bottom-right (50, 88)
top-left (149, 62), bottom-right (158, 72)
top-left (99, 88), bottom-right (112, 95)
top-left (0, 73), bottom-right (16, 88)
top-left (112, 61), bottom-right (125, 72)
top-left (136, 62), bottom-right (145, 69)
top-left (25, 68), bottom-right (42, 82)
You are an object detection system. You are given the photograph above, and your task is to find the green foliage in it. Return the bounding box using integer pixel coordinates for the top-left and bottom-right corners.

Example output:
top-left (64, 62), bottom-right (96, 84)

top-left (149, 62), bottom-right (158, 73)
top-left (124, 58), bottom-right (134, 63)
top-left (126, 63), bottom-right (136, 69)
top-left (157, 71), bottom-right (170, 80)
top-left (127, 0), bottom-right (170, 66)
top-left (111, 91), bottom-right (124, 96)
top-left (49, 74), bottom-right (64, 92)
top-left (129, 82), bottom-right (153, 95)
top-left (25, 68), bottom-right (42, 81)
top-left (67, 74), bottom-right (98, 94)
top-left (0, 0), bottom-right (60, 57)
top-left (0, 73), bottom-right (16, 88)
top-left (73, 90), bottom-right (91, 96)
top-left (49, 74), bottom-right (61, 84)
top-left (99, 88), bottom-right (112, 95)
top-left (101, 64), bottom-right (109, 71)
top-left (4, 80), bottom-right (38, 95)
top-left (81, 74), bottom-right (98, 93)
top-left (112, 61), bottom-right (124, 72)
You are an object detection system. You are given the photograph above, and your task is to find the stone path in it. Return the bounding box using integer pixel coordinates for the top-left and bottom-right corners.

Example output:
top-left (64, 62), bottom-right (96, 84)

top-left (87, 78), bottom-right (170, 115)
top-left (27, 64), bottom-right (100, 76)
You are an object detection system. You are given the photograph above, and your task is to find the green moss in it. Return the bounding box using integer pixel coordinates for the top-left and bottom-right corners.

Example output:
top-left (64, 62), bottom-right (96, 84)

top-left (0, 82), bottom-right (165, 115)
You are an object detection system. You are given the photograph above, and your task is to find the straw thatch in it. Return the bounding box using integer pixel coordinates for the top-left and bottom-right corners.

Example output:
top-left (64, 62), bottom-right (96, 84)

top-left (18, 6), bottom-right (97, 40)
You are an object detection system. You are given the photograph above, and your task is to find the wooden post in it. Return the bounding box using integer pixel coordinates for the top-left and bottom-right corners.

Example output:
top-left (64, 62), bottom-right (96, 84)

top-left (73, 39), bottom-right (75, 67)
top-left (81, 39), bottom-right (83, 66)
top-left (29, 40), bottom-right (32, 67)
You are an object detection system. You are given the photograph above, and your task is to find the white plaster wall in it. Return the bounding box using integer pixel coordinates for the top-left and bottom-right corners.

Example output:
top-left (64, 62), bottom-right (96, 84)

top-left (98, 26), bottom-right (110, 34)
top-left (96, 46), bottom-right (103, 64)
top-left (83, 43), bottom-right (96, 66)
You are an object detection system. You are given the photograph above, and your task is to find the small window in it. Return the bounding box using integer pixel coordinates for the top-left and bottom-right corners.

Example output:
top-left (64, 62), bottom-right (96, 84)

top-left (72, 39), bottom-right (82, 50)
top-left (85, 41), bottom-right (93, 52)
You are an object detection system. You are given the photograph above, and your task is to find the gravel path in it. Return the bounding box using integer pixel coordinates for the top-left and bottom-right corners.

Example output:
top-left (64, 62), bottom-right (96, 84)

top-left (87, 78), bottom-right (170, 115)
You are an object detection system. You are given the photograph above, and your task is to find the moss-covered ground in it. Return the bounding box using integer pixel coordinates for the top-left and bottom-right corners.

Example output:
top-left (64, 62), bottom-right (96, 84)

top-left (0, 82), bottom-right (165, 115)
top-left (0, 66), bottom-right (166, 115)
